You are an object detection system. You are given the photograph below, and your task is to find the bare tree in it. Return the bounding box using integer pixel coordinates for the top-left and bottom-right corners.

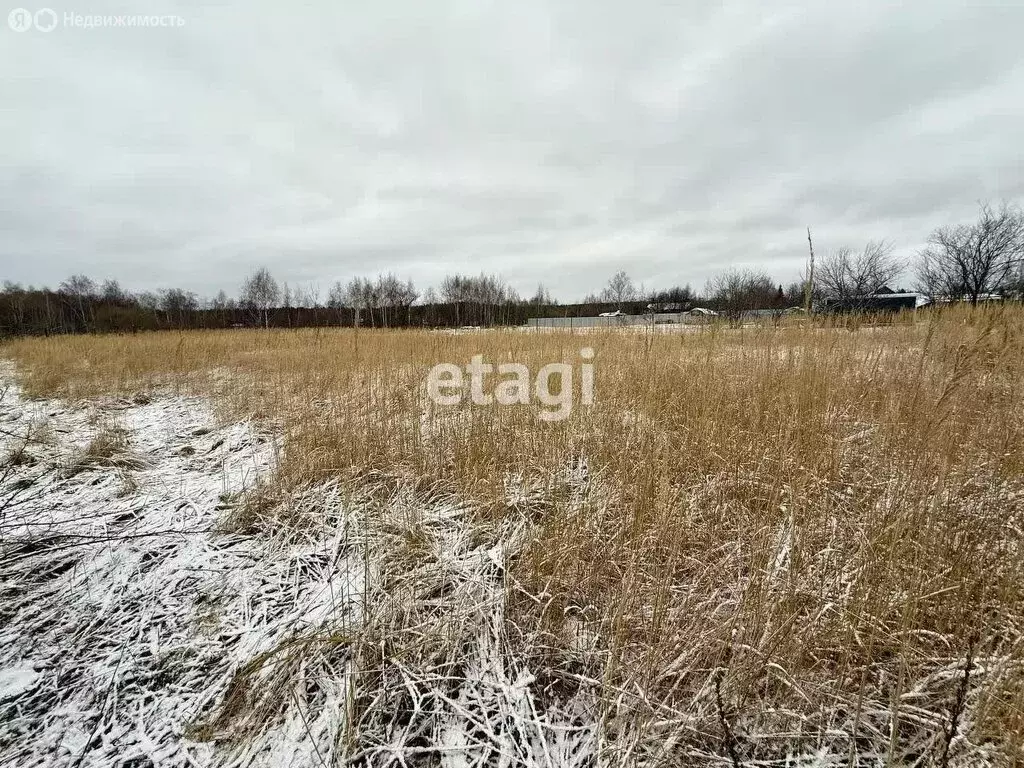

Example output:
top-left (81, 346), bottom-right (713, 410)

top-left (58, 274), bottom-right (97, 329)
top-left (210, 291), bottom-right (233, 323)
top-left (784, 281), bottom-right (809, 307)
top-left (438, 273), bottom-right (514, 326)
top-left (707, 269), bottom-right (776, 327)
top-left (648, 284), bottom-right (694, 310)
top-left (917, 202), bottom-right (1024, 305)
top-left (439, 274), bottom-right (467, 305)
top-left (305, 284), bottom-right (321, 309)
top-left (2, 281), bottom-right (28, 330)
top-left (1011, 259), bottom-right (1024, 300)
top-left (398, 278), bottom-right (418, 325)
top-left (239, 267), bottom-right (280, 328)
top-left (344, 277), bottom-right (372, 327)
top-left (530, 283), bottom-right (552, 306)
top-left (160, 288), bottom-right (198, 328)
top-left (136, 291), bottom-right (160, 312)
top-left (59, 274), bottom-right (96, 298)
top-left (601, 271), bottom-right (636, 306)
top-left (817, 241), bottom-right (902, 307)
top-left (290, 285), bottom-right (313, 309)
top-left (401, 278), bottom-right (418, 306)
top-left (327, 281), bottom-right (347, 308)
top-left (100, 279), bottom-right (127, 303)
top-left (371, 273), bottom-right (404, 327)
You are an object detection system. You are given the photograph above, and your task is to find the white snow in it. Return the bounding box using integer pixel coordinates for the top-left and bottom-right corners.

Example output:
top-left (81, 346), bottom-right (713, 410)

top-left (0, 663), bottom-right (40, 702)
top-left (0, 366), bottom-right (599, 767)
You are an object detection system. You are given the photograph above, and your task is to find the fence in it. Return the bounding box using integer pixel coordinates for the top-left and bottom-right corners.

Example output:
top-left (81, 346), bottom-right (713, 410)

top-left (527, 313), bottom-right (703, 329)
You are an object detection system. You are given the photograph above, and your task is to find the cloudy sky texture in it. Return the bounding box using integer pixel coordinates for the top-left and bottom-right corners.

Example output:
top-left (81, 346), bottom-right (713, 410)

top-left (3, 0), bottom-right (1023, 301)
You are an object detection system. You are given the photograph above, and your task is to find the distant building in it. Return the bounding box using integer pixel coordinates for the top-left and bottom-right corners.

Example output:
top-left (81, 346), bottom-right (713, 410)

top-left (931, 293), bottom-right (1004, 305)
top-left (822, 287), bottom-right (930, 314)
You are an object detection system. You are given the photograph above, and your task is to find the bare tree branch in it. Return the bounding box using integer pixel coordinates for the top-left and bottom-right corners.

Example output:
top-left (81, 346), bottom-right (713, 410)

top-left (916, 202), bottom-right (1024, 305)
top-left (817, 241), bottom-right (902, 307)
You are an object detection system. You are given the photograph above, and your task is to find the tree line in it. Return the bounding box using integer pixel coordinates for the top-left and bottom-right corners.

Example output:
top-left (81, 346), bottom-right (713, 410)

top-left (0, 270), bottom-right (569, 335)
top-left (2, 202), bottom-right (1022, 336)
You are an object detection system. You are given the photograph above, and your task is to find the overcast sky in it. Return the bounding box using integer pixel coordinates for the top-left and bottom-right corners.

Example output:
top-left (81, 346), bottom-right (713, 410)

top-left (3, 1), bottom-right (1023, 301)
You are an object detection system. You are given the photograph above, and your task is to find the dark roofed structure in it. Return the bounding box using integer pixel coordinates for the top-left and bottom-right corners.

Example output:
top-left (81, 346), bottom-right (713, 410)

top-left (822, 287), bottom-right (930, 314)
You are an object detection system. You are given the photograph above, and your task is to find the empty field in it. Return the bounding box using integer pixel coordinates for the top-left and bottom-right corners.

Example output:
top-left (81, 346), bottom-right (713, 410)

top-left (2, 308), bottom-right (1023, 767)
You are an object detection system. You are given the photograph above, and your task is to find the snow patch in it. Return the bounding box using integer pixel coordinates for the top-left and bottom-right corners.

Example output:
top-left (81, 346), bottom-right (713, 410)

top-left (0, 366), bottom-right (598, 767)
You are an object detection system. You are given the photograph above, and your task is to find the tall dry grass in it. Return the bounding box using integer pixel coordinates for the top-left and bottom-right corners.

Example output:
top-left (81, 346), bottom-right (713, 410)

top-left (3, 306), bottom-right (1023, 764)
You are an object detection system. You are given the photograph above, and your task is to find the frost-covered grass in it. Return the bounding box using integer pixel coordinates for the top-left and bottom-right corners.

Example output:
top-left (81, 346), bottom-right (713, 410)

top-left (0, 373), bottom-right (597, 767)
top-left (2, 305), bottom-right (1024, 766)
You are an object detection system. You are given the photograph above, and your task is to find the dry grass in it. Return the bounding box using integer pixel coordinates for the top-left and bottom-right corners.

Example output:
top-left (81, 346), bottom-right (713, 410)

top-left (3, 306), bottom-right (1023, 764)
top-left (64, 423), bottom-right (148, 475)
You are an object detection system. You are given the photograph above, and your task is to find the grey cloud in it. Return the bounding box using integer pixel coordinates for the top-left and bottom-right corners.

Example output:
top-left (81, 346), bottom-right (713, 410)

top-left (1, 0), bottom-right (1022, 300)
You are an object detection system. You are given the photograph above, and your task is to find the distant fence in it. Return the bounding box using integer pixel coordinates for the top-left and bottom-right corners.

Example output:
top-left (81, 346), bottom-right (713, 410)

top-left (528, 313), bottom-right (702, 329)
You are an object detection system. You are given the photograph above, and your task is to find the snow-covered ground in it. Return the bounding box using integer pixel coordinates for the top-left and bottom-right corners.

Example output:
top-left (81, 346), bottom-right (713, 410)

top-left (0, 367), bottom-right (596, 767)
